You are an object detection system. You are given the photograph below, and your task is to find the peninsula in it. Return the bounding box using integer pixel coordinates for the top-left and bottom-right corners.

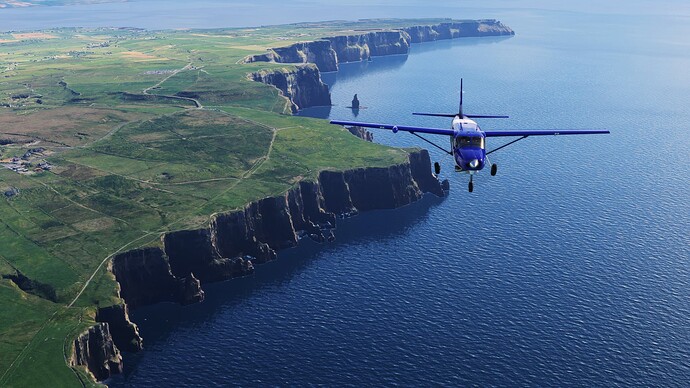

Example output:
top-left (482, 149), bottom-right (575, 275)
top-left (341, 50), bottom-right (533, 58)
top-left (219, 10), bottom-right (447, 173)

top-left (0, 19), bottom-right (513, 386)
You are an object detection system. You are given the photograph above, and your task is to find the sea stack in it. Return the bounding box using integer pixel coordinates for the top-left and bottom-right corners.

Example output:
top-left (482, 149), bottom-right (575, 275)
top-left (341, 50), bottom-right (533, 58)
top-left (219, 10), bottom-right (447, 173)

top-left (351, 94), bottom-right (360, 109)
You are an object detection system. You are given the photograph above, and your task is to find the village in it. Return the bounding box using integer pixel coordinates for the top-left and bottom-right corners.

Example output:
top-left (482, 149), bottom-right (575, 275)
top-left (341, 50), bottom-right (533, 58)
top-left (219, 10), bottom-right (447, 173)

top-left (0, 146), bottom-right (53, 175)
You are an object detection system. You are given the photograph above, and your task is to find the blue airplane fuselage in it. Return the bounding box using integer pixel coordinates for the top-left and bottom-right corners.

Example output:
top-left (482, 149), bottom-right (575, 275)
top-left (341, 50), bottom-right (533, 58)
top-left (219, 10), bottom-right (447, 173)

top-left (451, 116), bottom-right (486, 172)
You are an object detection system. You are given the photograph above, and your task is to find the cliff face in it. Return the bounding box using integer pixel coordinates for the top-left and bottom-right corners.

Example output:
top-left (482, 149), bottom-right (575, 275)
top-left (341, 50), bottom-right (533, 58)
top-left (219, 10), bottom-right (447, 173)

top-left (96, 303), bottom-right (143, 353)
top-left (324, 30), bottom-right (411, 64)
top-left (402, 20), bottom-right (514, 43)
top-left (251, 64), bottom-right (331, 112)
top-left (111, 247), bottom-right (205, 310)
top-left (71, 323), bottom-right (123, 381)
top-left (248, 40), bottom-right (338, 72)
top-left (112, 150), bottom-right (442, 311)
top-left (245, 20), bottom-right (514, 68)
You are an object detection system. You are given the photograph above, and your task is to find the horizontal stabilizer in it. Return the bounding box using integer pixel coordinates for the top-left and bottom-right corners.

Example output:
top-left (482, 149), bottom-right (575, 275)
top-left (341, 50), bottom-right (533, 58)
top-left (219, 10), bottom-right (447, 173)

top-left (413, 112), bottom-right (457, 118)
top-left (413, 113), bottom-right (509, 119)
top-left (466, 115), bottom-right (510, 119)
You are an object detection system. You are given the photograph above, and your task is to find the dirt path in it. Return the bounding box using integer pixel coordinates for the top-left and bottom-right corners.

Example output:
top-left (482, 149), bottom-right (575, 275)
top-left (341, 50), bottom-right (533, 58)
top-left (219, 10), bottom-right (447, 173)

top-left (142, 62), bottom-right (203, 109)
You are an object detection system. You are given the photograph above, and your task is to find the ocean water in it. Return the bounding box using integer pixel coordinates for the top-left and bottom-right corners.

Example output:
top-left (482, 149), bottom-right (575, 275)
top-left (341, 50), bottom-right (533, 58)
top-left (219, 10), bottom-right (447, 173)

top-left (106, 4), bottom-right (690, 387)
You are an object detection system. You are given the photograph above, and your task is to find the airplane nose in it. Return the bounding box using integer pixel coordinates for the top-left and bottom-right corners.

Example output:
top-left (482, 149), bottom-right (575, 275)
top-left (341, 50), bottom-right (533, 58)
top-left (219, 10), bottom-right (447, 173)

top-left (469, 159), bottom-right (479, 168)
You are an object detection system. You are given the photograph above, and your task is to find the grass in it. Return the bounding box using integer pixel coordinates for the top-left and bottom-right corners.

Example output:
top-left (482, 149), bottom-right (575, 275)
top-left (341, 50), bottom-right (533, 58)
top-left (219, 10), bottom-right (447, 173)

top-left (0, 19), bottom-right (465, 386)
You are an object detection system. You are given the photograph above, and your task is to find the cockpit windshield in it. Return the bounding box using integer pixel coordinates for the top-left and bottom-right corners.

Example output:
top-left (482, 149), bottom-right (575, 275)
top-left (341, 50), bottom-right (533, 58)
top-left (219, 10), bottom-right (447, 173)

top-left (455, 136), bottom-right (484, 149)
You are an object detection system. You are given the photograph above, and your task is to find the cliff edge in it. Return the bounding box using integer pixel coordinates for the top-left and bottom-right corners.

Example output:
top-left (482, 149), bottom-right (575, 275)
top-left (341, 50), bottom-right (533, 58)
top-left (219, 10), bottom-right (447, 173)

top-left (111, 149), bottom-right (443, 315)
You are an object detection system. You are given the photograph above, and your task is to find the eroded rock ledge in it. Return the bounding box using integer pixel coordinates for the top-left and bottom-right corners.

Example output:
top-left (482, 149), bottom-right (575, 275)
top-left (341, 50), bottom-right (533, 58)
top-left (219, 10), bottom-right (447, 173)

top-left (248, 20), bottom-right (513, 110)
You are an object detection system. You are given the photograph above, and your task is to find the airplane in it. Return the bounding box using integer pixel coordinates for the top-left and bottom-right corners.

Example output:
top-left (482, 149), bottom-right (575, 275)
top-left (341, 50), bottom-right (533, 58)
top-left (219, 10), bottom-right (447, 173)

top-left (330, 79), bottom-right (610, 192)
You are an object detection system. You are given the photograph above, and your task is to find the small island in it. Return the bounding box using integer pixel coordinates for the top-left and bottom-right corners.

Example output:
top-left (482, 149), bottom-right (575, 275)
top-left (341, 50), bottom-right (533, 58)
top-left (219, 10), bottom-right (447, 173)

top-left (0, 18), bottom-right (512, 386)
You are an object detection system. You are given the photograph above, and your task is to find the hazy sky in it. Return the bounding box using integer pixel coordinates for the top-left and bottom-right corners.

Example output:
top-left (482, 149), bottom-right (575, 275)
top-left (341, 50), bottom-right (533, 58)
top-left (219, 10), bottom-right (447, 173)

top-left (0, 0), bottom-right (687, 32)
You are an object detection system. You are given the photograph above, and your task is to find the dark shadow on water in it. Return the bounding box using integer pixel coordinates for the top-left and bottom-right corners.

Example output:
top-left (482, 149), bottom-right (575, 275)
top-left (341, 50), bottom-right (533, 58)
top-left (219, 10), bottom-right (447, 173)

top-left (113, 194), bottom-right (445, 380)
top-left (410, 35), bottom-right (514, 55)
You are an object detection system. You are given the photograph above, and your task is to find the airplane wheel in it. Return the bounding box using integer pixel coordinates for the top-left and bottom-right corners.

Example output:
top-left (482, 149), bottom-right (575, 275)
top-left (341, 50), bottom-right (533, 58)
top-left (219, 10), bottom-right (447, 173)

top-left (491, 164), bottom-right (497, 176)
top-left (468, 181), bottom-right (474, 193)
top-left (434, 162), bottom-right (441, 175)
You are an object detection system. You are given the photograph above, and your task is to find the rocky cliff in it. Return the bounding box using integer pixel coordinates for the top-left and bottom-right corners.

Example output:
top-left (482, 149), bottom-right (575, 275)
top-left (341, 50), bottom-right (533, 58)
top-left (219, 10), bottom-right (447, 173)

top-left (245, 19), bottom-right (514, 70)
top-left (247, 20), bottom-right (513, 110)
top-left (249, 39), bottom-right (338, 73)
top-left (70, 323), bottom-right (123, 381)
top-left (112, 149), bottom-right (442, 311)
top-left (402, 19), bottom-right (514, 43)
top-left (324, 30), bottom-right (411, 65)
top-left (96, 303), bottom-right (143, 353)
top-left (98, 150), bottom-right (442, 382)
top-left (250, 64), bottom-right (331, 112)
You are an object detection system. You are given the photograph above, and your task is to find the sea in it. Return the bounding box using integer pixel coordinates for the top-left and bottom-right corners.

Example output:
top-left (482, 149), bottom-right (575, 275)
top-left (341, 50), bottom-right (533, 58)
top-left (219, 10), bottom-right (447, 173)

top-left (6, 1), bottom-right (687, 386)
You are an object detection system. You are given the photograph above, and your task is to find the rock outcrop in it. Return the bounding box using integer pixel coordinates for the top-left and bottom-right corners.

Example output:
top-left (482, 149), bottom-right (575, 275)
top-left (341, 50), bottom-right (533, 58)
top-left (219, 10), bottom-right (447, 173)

top-left (347, 125), bottom-right (373, 142)
top-left (250, 64), bottom-right (331, 112)
top-left (96, 304), bottom-right (143, 353)
top-left (112, 150), bottom-right (442, 311)
top-left (71, 323), bottom-right (123, 381)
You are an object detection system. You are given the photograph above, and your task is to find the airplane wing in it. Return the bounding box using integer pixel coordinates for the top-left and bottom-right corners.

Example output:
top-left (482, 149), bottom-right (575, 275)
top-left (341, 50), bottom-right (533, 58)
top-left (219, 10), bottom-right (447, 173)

top-left (330, 120), bottom-right (455, 136)
top-left (484, 129), bottom-right (610, 137)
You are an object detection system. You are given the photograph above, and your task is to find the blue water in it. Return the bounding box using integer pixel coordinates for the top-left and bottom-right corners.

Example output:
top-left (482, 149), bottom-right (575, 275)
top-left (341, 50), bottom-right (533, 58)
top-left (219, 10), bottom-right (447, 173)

top-left (108, 4), bottom-right (690, 387)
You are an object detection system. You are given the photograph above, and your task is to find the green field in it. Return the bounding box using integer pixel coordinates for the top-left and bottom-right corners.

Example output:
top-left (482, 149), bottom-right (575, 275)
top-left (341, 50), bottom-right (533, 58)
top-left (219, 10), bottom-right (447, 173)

top-left (0, 20), bottom-right (451, 386)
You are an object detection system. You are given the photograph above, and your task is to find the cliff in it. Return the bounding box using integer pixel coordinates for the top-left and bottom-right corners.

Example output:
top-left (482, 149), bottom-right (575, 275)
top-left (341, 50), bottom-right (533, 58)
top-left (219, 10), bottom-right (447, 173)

top-left (70, 323), bottom-right (123, 381)
top-left (111, 247), bottom-right (205, 310)
top-left (245, 19), bottom-right (514, 71)
top-left (251, 64), bottom-right (331, 112)
top-left (249, 39), bottom-right (338, 73)
top-left (323, 30), bottom-right (411, 66)
top-left (402, 20), bottom-right (514, 43)
top-left (247, 20), bottom-right (513, 110)
top-left (112, 149), bottom-right (442, 312)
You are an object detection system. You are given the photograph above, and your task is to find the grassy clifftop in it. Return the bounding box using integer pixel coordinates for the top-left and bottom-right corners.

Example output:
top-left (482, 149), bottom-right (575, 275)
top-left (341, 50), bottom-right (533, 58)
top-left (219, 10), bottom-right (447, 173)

top-left (0, 22), bottom-right (423, 386)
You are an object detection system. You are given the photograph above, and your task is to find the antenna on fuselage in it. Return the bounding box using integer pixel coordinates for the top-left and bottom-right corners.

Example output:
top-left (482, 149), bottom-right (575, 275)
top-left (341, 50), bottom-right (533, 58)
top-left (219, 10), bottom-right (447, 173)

top-left (459, 78), bottom-right (464, 118)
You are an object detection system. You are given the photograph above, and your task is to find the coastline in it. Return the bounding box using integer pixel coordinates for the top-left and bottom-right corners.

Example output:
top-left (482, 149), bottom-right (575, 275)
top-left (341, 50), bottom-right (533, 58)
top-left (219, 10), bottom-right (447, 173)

top-left (71, 20), bottom-right (514, 383)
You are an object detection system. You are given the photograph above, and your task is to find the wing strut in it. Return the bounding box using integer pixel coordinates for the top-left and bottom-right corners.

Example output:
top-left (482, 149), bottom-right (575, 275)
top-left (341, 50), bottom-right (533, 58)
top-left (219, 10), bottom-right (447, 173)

top-left (486, 135), bottom-right (529, 155)
top-left (409, 131), bottom-right (453, 155)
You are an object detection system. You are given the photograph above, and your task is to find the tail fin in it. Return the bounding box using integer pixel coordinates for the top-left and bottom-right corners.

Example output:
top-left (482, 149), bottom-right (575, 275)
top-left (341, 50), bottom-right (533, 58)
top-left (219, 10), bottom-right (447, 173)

top-left (412, 78), bottom-right (509, 119)
top-left (459, 78), bottom-right (463, 118)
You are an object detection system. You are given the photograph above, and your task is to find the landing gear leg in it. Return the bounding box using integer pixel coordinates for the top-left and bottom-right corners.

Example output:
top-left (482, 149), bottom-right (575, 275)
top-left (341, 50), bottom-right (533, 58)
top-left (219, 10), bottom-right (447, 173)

top-left (468, 175), bottom-right (474, 193)
top-left (434, 162), bottom-right (441, 175)
top-left (486, 155), bottom-right (497, 176)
